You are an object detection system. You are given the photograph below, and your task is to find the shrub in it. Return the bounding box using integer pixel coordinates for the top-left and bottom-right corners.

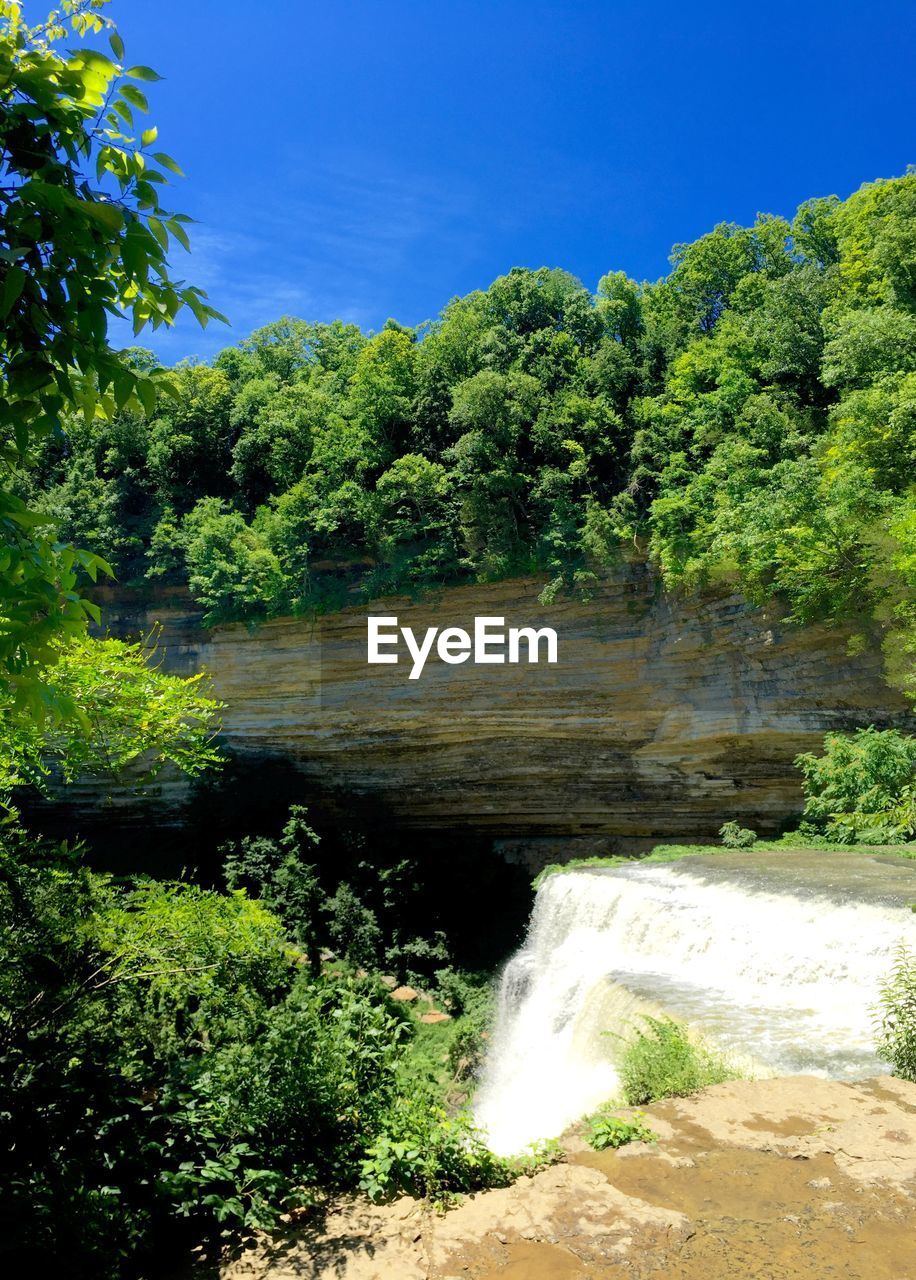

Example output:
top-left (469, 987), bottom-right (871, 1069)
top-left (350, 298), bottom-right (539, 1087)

top-left (446, 1020), bottom-right (488, 1082)
top-left (95, 880), bottom-right (294, 1063)
top-left (178, 973), bottom-right (411, 1204)
top-left (0, 837), bottom-right (528, 1274)
top-left (384, 930), bottom-right (451, 986)
top-left (619, 1016), bottom-right (737, 1105)
top-left (434, 966), bottom-right (491, 1017)
top-left (0, 862), bottom-right (300, 1277)
top-left (0, 854), bottom-right (421, 1275)
top-left (359, 1091), bottom-right (556, 1208)
top-left (795, 727), bottom-right (916, 842)
top-left (183, 497), bottom-right (286, 624)
top-left (586, 1106), bottom-right (656, 1151)
top-left (359, 1095), bottom-right (504, 1206)
top-left (875, 944), bottom-right (916, 1081)
top-left (719, 821), bottom-right (758, 849)
top-left (323, 882), bottom-right (383, 968)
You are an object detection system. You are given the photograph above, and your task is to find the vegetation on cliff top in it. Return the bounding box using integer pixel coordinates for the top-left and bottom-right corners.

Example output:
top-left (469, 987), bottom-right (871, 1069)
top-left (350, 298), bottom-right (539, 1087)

top-left (29, 170), bottom-right (916, 693)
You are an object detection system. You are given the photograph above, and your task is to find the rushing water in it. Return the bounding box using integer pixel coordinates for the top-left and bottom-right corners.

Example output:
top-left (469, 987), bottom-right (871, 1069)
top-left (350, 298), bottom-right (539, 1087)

top-left (474, 853), bottom-right (916, 1155)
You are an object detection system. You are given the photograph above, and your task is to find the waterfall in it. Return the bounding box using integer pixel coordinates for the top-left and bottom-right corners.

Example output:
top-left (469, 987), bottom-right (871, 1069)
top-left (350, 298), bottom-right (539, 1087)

top-left (474, 861), bottom-right (916, 1155)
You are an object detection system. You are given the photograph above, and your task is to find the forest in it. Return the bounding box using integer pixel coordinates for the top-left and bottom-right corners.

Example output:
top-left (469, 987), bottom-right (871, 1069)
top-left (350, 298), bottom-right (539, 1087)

top-left (2, 3), bottom-right (916, 1278)
top-left (26, 169), bottom-right (916, 697)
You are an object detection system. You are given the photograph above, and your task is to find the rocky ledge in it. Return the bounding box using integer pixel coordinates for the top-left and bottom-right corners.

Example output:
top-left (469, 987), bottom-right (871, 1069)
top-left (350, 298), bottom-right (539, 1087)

top-left (220, 1074), bottom-right (916, 1280)
top-left (75, 564), bottom-right (912, 846)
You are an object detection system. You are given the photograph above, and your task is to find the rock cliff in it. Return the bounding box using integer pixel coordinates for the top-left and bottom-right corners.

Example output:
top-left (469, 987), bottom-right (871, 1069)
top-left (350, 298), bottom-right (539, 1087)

top-left (65, 561), bottom-right (912, 849)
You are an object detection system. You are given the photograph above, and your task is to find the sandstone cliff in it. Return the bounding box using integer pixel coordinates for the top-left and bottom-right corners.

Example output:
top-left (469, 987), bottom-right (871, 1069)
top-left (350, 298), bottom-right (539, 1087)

top-left (65, 561), bottom-right (912, 848)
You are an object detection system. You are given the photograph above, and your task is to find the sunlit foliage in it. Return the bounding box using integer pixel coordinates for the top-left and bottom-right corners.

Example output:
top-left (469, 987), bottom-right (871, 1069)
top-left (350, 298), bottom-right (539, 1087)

top-left (42, 174), bottom-right (916, 691)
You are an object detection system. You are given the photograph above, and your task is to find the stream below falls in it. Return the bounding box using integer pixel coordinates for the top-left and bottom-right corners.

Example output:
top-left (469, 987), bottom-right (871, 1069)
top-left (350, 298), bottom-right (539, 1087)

top-left (473, 850), bottom-right (916, 1155)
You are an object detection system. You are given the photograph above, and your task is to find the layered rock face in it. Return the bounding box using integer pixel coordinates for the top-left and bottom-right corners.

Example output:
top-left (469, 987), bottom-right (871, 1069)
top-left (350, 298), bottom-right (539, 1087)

top-left (79, 562), bottom-right (913, 848)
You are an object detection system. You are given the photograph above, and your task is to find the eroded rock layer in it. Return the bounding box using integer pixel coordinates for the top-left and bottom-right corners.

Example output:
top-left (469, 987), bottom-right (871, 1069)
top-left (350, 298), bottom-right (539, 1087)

top-left (77, 565), bottom-right (912, 842)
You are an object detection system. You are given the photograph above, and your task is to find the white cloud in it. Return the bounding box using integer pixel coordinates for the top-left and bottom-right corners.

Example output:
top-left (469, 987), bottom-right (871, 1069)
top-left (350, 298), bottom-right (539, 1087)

top-left (108, 152), bottom-right (491, 363)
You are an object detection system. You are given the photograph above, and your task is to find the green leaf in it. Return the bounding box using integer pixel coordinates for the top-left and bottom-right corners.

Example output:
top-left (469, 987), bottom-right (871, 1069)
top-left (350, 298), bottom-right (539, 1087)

top-left (137, 379), bottom-right (158, 416)
top-left (152, 151), bottom-right (185, 177)
top-left (6, 506), bottom-right (52, 530)
top-left (166, 219), bottom-right (191, 252)
top-left (121, 84), bottom-right (149, 112)
top-left (147, 216), bottom-right (169, 252)
top-left (112, 97), bottom-right (133, 127)
top-left (141, 126), bottom-right (158, 147)
top-left (125, 65), bottom-right (163, 82)
top-left (79, 200), bottom-right (125, 234)
top-left (109, 31), bottom-right (125, 61)
top-left (185, 294), bottom-right (209, 327)
top-left (79, 50), bottom-right (117, 72)
top-left (157, 376), bottom-right (182, 402)
top-left (134, 180), bottom-right (161, 213)
top-left (0, 266), bottom-right (26, 319)
top-left (111, 368), bottom-right (136, 411)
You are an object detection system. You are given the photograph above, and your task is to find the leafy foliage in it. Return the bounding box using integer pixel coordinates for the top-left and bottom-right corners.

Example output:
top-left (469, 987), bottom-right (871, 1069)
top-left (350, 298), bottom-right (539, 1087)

top-left (795, 727), bottom-right (916, 842)
top-left (0, 835), bottom-right (519, 1276)
top-left (719, 820), bottom-right (758, 849)
top-left (618, 1016), bottom-right (737, 1105)
top-left (0, 0), bottom-right (223, 718)
top-left (0, 631), bottom-right (222, 795)
top-left (585, 1106), bottom-right (656, 1151)
top-left (0, 838), bottom-right (293, 1275)
top-left (221, 805), bottom-right (473, 985)
top-left (875, 943), bottom-right (916, 1082)
top-left (359, 1095), bottom-right (515, 1207)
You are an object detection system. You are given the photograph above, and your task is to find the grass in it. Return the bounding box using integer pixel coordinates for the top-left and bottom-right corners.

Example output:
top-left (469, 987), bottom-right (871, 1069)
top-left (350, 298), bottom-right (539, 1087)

top-left (532, 834), bottom-right (916, 888)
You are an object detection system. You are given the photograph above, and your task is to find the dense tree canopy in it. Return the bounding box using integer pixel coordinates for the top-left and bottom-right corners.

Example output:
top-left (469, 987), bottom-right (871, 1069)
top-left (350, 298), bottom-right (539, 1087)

top-left (35, 172), bottom-right (916, 691)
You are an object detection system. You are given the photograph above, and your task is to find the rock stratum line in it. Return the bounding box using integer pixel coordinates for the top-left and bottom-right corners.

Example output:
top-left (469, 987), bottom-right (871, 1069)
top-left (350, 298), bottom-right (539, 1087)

top-left (77, 564), bottom-right (913, 843)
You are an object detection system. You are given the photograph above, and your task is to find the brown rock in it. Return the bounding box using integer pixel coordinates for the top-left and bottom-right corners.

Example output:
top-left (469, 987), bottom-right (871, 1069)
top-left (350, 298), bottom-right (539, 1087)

top-left (419, 1010), bottom-right (451, 1024)
top-left (390, 985), bottom-right (418, 1002)
top-left (68, 564), bottom-right (913, 843)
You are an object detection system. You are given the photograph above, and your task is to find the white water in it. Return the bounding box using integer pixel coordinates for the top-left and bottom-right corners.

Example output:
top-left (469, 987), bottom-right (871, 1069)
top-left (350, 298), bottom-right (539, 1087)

top-left (474, 862), bottom-right (916, 1155)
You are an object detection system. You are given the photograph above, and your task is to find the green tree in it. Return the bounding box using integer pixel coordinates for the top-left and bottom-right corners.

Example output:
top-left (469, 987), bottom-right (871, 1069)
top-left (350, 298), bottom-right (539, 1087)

top-left (183, 498), bottom-right (285, 624)
top-left (223, 805), bottom-right (325, 970)
top-left (0, 633), bottom-right (223, 796)
top-left (0, 0), bottom-right (224, 719)
top-left (795, 727), bottom-right (916, 842)
top-left (147, 364), bottom-right (234, 510)
top-left (369, 453), bottom-right (457, 581)
top-left (348, 325), bottom-right (418, 466)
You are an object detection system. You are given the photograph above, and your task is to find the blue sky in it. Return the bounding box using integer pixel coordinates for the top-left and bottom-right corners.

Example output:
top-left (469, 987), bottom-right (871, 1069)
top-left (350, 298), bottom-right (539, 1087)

top-left (97, 0), bottom-right (916, 362)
